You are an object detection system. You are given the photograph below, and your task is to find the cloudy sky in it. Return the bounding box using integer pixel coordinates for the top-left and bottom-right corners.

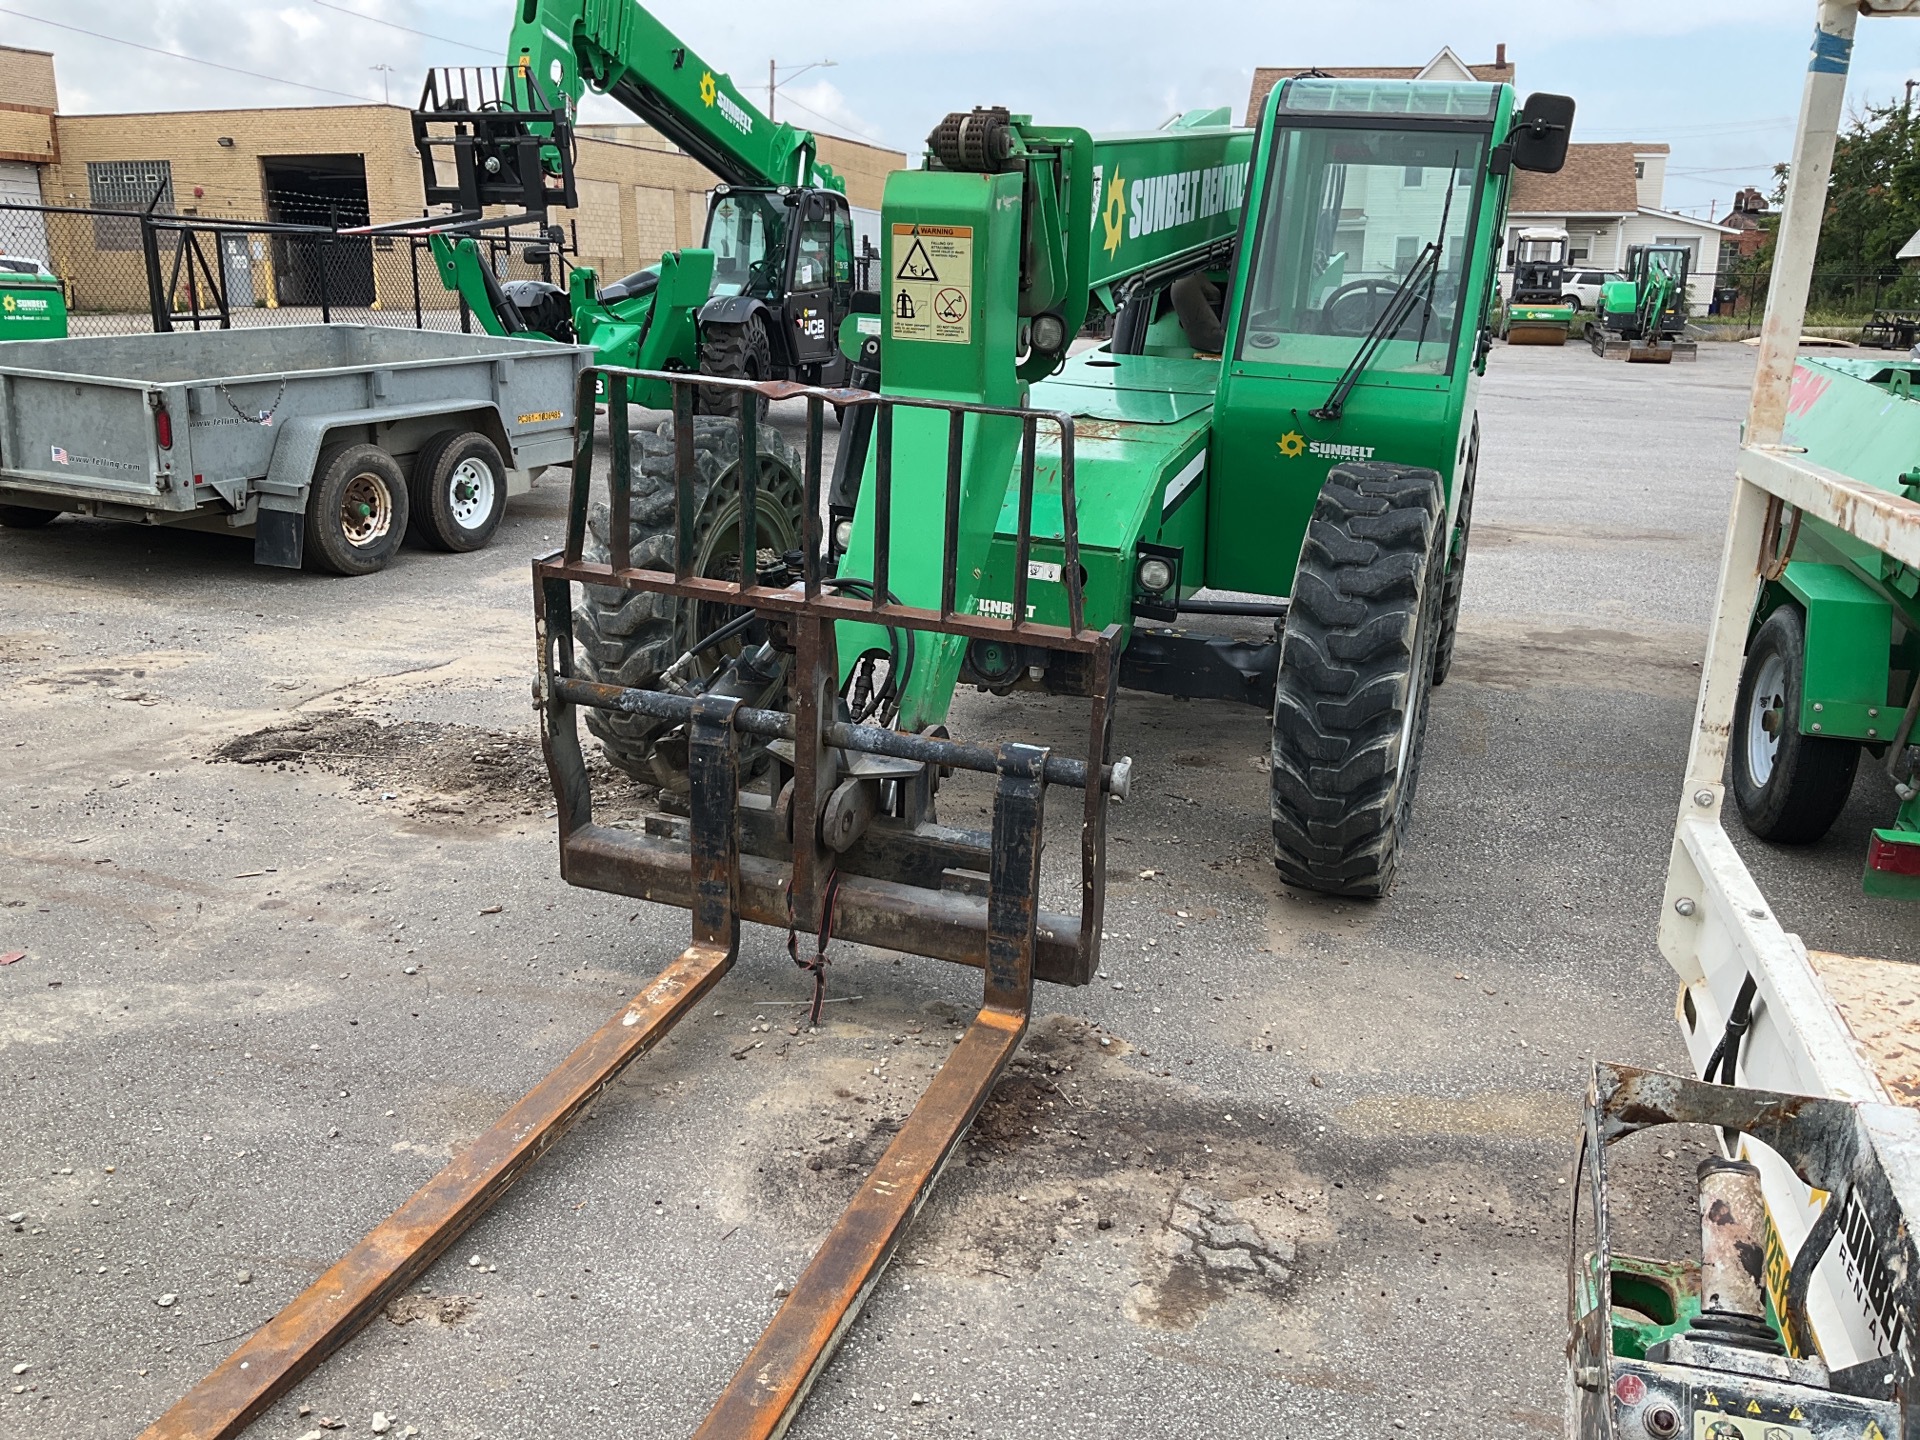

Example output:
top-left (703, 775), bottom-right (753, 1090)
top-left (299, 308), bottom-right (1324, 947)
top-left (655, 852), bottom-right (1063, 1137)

top-left (11, 0), bottom-right (1920, 217)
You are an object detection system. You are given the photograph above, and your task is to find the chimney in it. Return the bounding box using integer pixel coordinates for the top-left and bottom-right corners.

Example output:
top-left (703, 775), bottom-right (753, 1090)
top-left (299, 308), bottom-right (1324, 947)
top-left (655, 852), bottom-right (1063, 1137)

top-left (1496, 42), bottom-right (1507, 68)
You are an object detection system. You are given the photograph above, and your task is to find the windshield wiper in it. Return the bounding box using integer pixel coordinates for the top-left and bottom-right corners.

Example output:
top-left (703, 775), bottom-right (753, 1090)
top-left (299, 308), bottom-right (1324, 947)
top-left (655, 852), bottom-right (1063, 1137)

top-left (1312, 155), bottom-right (1459, 423)
top-left (1310, 241), bottom-right (1440, 423)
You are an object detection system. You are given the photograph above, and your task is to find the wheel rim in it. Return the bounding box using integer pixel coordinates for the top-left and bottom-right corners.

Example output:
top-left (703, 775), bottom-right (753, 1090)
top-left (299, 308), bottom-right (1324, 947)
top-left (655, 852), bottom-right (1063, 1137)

top-left (340, 473), bottom-right (393, 547)
top-left (1746, 651), bottom-right (1789, 787)
top-left (448, 456), bottom-right (495, 529)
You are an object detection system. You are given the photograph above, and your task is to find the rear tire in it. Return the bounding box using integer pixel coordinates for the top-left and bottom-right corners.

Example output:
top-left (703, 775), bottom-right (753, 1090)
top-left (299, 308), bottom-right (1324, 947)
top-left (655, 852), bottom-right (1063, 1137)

top-left (304, 443), bottom-right (408, 576)
top-left (1731, 605), bottom-right (1860, 842)
top-left (408, 429), bottom-right (506, 553)
top-left (698, 313), bottom-right (773, 421)
top-left (1270, 463), bottom-right (1447, 897)
top-left (0, 505), bottom-right (60, 528)
top-left (574, 415), bottom-right (804, 796)
top-left (1431, 417), bottom-right (1478, 686)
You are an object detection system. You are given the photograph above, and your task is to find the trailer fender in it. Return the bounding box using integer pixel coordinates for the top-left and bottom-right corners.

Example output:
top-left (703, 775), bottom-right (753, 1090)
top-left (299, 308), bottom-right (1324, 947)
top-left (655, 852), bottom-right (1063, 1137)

top-left (1767, 563), bottom-right (1894, 741)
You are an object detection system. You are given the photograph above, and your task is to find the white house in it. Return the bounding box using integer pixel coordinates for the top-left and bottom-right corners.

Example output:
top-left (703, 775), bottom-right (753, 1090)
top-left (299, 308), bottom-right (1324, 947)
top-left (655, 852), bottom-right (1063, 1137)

top-left (1505, 143), bottom-right (1736, 313)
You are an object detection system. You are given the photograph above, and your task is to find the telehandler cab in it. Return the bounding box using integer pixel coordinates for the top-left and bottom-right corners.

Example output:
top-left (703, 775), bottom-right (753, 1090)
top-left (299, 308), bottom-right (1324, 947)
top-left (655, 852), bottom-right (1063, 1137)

top-left (408, 0), bottom-right (865, 413)
top-left (144, 76), bottom-right (1573, 1440)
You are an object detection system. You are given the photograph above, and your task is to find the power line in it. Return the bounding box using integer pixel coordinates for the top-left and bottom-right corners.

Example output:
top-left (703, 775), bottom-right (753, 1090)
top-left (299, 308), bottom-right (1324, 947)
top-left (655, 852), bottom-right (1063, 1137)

top-left (304, 0), bottom-right (499, 58)
top-left (769, 90), bottom-right (887, 147)
top-left (0, 5), bottom-right (374, 102)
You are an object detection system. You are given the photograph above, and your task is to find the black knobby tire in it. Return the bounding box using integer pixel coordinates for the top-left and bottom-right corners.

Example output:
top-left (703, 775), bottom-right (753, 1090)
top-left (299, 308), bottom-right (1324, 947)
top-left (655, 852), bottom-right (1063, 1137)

top-left (698, 313), bottom-right (774, 420)
top-left (1431, 416), bottom-right (1478, 686)
top-left (0, 505), bottom-right (60, 528)
top-left (574, 415), bottom-right (804, 794)
top-left (1270, 463), bottom-right (1448, 897)
top-left (304, 443), bottom-right (409, 576)
top-left (1731, 605), bottom-right (1860, 843)
top-left (408, 429), bottom-right (507, 553)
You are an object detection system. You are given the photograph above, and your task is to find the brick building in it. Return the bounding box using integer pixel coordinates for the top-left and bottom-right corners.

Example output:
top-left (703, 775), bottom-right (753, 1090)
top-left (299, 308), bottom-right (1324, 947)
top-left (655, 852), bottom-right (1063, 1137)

top-left (0, 43), bottom-right (901, 315)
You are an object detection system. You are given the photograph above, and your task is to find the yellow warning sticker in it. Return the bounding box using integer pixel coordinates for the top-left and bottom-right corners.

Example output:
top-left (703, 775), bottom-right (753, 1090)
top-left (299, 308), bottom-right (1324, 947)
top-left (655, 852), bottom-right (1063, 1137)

top-left (890, 223), bottom-right (973, 345)
top-left (1693, 1412), bottom-right (1812, 1440)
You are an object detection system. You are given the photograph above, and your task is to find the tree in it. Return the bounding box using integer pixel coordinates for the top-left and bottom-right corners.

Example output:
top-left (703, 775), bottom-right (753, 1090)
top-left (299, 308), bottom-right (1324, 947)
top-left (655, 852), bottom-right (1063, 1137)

top-left (1746, 100), bottom-right (1920, 309)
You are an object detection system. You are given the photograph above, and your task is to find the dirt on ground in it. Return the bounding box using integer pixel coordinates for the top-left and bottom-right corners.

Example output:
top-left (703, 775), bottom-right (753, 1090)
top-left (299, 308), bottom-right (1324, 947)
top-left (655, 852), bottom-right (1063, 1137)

top-left (211, 710), bottom-right (649, 827)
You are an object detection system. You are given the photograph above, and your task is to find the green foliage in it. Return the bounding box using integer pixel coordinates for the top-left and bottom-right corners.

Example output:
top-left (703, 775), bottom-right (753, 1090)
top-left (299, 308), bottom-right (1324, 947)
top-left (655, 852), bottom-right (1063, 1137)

top-left (1749, 102), bottom-right (1920, 304)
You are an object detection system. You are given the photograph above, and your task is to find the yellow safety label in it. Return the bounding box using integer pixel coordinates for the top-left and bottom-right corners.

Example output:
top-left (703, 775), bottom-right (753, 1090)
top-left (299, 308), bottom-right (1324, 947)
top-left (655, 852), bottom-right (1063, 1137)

top-left (890, 223), bottom-right (973, 345)
top-left (517, 409), bottom-right (563, 425)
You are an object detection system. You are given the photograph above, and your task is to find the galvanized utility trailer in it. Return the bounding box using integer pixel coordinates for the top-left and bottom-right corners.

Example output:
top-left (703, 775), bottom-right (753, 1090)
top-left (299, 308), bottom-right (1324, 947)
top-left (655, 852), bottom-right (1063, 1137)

top-left (1572, 8), bottom-right (1920, 1440)
top-left (0, 325), bottom-right (589, 573)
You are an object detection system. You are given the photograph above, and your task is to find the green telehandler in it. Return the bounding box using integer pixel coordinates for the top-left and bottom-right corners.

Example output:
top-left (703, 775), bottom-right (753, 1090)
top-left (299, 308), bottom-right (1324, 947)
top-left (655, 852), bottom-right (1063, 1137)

top-left (145, 77), bottom-right (1574, 1440)
top-left (408, 0), bottom-right (865, 411)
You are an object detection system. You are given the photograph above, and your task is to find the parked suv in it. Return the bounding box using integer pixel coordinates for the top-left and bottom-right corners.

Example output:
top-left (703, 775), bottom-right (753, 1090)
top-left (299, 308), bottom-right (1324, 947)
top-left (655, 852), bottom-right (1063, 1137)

top-left (1558, 268), bottom-right (1625, 310)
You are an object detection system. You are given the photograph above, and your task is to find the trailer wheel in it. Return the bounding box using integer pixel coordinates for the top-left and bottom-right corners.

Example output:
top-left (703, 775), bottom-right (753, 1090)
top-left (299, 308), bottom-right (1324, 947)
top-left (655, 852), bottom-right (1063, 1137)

top-left (574, 415), bottom-right (804, 796)
top-left (0, 505), bottom-right (60, 528)
top-left (1269, 463), bottom-right (1447, 897)
top-left (305, 443), bottom-right (409, 576)
top-left (698, 313), bottom-right (773, 421)
top-left (408, 429), bottom-right (506, 553)
top-left (1431, 417), bottom-right (1478, 686)
top-left (1731, 605), bottom-right (1860, 843)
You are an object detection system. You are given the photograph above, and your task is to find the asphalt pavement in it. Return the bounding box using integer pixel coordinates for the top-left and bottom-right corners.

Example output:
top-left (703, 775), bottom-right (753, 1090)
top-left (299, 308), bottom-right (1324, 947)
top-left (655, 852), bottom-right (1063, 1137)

top-left (0, 338), bottom-right (1887, 1439)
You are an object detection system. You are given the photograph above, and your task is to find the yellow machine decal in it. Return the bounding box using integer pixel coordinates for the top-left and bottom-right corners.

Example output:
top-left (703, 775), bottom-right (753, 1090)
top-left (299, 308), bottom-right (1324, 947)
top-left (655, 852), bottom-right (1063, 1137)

top-left (517, 409), bottom-right (563, 425)
top-left (890, 224), bottom-right (973, 345)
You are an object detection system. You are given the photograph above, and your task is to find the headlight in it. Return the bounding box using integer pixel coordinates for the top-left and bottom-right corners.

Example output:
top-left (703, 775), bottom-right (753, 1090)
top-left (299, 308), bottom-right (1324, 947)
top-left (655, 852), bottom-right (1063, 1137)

top-left (1030, 313), bottom-right (1066, 353)
top-left (832, 519), bottom-right (854, 553)
top-left (1137, 556), bottom-right (1175, 594)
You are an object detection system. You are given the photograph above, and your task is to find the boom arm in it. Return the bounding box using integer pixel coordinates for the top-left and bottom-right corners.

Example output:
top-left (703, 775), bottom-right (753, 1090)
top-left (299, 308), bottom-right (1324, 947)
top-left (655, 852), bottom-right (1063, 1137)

top-left (509, 0), bottom-right (841, 193)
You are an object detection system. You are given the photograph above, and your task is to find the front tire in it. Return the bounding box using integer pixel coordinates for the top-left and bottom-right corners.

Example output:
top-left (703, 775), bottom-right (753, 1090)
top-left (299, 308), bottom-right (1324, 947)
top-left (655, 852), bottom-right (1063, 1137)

top-left (1270, 463), bottom-right (1447, 897)
top-left (408, 429), bottom-right (506, 553)
top-left (698, 313), bottom-right (773, 421)
top-left (304, 443), bottom-right (408, 576)
top-left (574, 416), bottom-right (804, 796)
top-left (1731, 605), bottom-right (1860, 842)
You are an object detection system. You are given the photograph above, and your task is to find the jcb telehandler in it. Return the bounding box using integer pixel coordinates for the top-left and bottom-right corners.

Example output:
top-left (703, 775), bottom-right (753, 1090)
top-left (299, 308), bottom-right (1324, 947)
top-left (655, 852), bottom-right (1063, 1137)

top-left (144, 75), bottom-right (1573, 1440)
top-left (408, 0), bottom-right (865, 413)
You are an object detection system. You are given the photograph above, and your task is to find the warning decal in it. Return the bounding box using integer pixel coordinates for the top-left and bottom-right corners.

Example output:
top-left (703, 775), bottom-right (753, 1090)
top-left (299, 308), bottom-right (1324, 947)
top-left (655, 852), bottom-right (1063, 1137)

top-left (891, 223), bottom-right (973, 345)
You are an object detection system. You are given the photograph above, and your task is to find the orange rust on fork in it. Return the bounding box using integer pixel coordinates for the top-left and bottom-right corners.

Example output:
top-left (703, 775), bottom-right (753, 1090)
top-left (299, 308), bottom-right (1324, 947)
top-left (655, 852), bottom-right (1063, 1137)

top-left (133, 941), bottom-right (734, 1440)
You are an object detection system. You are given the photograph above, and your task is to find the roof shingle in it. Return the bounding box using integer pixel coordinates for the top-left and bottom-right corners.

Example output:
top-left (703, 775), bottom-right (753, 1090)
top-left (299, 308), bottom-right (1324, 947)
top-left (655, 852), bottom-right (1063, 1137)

top-left (1509, 143), bottom-right (1661, 216)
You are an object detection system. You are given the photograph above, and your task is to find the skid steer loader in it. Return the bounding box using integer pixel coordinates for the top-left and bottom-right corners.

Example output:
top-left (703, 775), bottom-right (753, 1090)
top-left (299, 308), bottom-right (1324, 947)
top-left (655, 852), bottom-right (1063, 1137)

top-left (144, 76), bottom-right (1572, 1440)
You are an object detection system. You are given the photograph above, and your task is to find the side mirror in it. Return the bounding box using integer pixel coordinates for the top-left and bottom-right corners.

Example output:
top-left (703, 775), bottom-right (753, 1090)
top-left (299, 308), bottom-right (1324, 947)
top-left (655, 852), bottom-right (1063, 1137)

top-left (1510, 92), bottom-right (1576, 174)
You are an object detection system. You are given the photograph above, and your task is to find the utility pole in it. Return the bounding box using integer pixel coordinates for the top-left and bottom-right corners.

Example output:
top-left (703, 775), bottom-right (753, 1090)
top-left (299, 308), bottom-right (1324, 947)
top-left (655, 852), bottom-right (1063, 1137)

top-left (767, 59), bottom-right (837, 127)
top-left (1906, 76), bottom-right (1917, 113)
top-left (371, 63), bottom-right (396, 106)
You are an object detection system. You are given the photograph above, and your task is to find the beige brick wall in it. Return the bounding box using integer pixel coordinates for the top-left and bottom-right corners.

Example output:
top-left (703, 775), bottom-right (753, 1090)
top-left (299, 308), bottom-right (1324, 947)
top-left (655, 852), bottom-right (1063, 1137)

top-left (31, 100), bottom-right (905, 311)
top-left (0, 109), bottom-right (53, 165)
top-left (0, 46), bottom-right (58, 114)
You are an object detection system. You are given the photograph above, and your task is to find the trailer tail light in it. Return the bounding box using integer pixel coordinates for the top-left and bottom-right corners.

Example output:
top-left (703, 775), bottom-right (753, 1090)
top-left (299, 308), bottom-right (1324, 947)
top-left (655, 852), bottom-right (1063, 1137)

top-left (1867, 831), bottom-right (1920, 875)
top-left (153, 403), bottom-right (173, 451)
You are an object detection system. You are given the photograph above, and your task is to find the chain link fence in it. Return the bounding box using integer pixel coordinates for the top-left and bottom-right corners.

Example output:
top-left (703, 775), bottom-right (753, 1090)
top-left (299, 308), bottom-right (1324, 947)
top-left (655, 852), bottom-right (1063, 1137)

top-left (1701, 268), bottom-right (1919, 339)
top-left (0, 197), bottom-right (569, 339)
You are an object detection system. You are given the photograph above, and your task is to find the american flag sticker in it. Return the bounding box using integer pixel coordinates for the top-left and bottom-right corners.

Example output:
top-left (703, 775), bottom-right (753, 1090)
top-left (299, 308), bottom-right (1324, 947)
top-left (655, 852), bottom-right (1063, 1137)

top-left (50, 445), bottom-right (67, 464)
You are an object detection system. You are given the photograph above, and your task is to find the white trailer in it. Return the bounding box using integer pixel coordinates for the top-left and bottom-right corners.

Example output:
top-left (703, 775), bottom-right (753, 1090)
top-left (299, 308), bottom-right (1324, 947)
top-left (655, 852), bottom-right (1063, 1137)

top-left (1571, 8), bottom-right (1920, 1440)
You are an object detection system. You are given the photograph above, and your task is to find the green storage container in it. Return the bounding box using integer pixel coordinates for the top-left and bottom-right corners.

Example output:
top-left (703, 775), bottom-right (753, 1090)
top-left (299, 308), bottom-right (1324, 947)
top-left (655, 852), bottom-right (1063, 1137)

top-left (0, 257), bottom-right (68, 340)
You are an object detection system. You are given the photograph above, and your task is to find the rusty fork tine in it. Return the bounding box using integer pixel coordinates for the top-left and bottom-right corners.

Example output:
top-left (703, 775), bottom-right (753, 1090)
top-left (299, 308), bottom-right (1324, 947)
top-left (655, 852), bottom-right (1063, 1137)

top-left (692, 1011), bottom-right (1027, 1440)
top-left (134, 943), bottom-right (735, 1440)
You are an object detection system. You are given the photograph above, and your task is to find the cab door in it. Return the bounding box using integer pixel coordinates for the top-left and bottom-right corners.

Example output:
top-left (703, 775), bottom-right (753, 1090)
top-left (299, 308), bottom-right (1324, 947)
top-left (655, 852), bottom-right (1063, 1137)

top-left (783, 191), bottom-right (838, 371)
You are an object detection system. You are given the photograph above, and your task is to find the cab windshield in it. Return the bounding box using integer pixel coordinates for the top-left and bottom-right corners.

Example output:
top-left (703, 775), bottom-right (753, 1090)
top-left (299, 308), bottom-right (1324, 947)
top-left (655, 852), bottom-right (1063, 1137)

top-left (705, 190), bottom-right (787, 298)
top-left (1236, 123), bottom-right (1486, 375)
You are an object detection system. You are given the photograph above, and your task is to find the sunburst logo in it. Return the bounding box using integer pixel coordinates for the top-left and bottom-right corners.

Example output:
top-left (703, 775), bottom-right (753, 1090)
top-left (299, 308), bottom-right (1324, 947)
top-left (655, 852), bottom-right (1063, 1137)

top-left (699, 71), bottom-right (717, 106)
top-left (1101, 170), bottom-right (1126, 258)
top-left (1, 295), bottom-right (14, 314)
top-left (1277, 431), bottom-right (1305, 458)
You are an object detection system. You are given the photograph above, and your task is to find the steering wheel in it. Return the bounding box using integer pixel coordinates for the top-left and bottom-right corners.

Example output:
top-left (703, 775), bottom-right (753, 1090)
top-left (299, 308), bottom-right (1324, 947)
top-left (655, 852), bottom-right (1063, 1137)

top-left (1321, 279), bottom-right (1437, 338)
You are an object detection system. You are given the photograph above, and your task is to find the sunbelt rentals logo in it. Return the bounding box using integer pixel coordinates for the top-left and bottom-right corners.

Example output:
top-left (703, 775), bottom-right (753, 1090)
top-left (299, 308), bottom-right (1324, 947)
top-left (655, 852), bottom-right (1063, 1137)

top-left (1278, 431), bottom-right (1375, 462)
top-left (1101, 169), bottom-right (1127, 258)
top-left (699, 70), bottom-right (753, 136)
